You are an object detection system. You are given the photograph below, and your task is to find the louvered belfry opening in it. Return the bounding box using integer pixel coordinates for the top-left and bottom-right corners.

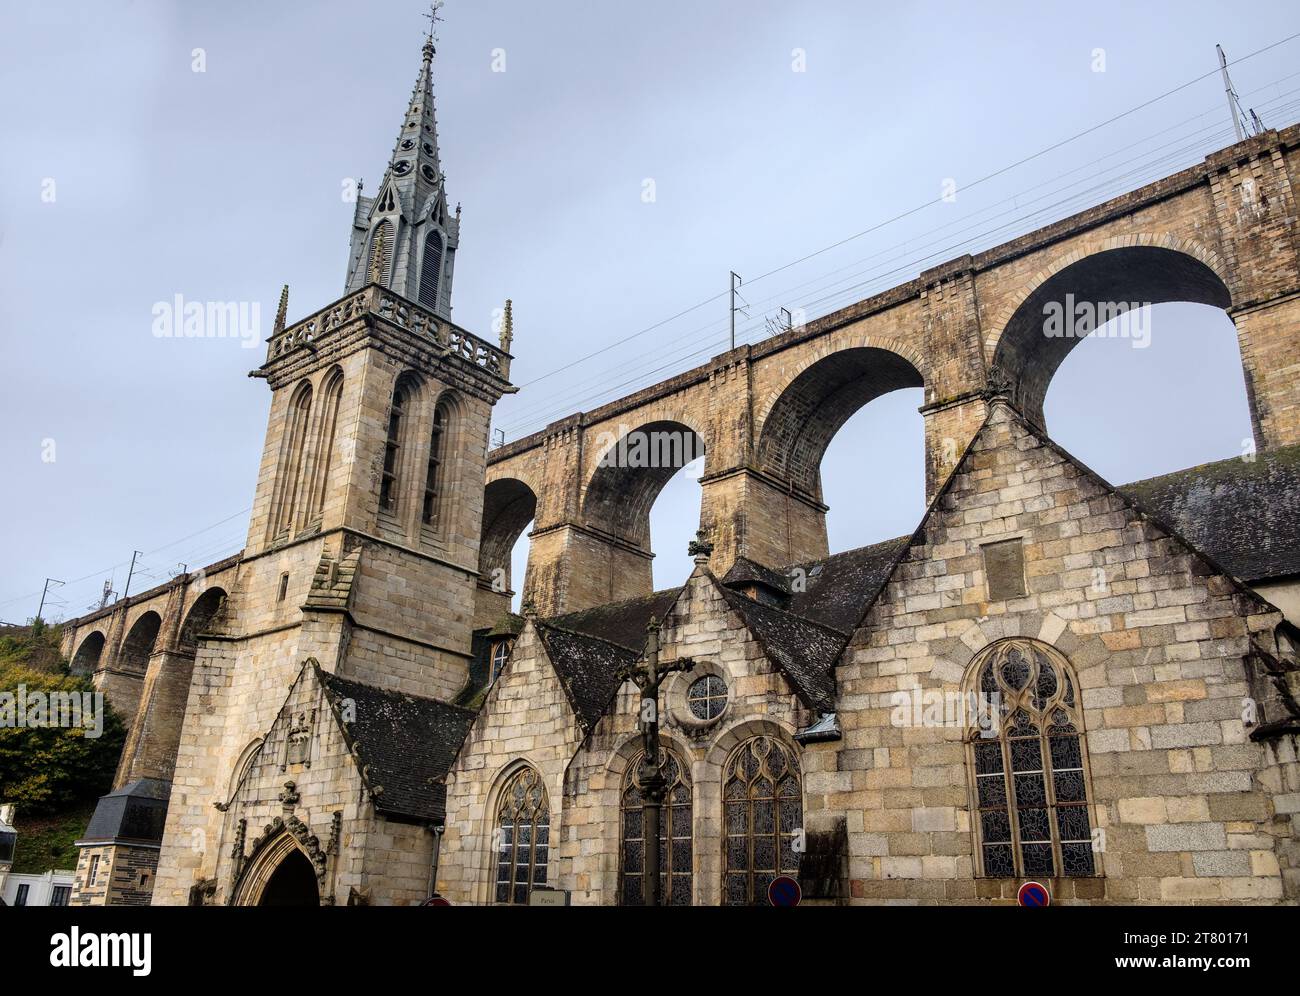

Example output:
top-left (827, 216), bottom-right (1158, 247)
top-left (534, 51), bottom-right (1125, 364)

top-left (419, 230), bottom-right (443, 309)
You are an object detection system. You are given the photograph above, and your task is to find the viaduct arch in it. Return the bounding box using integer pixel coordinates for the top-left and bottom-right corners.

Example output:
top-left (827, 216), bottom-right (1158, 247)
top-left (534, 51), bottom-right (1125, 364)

top-left (483, 128), bottom-right (1300, 618)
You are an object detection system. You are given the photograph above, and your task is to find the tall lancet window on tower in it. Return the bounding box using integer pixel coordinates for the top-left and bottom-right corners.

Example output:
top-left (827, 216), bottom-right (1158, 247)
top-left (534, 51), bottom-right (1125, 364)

top-left (422, 399), bottom-right (449, 527)
top-left (419, 231), bottom-right (443, 309)
top-left (380, 376), bottom-right (416, 513)
top-left (275, 382), bottom-right (313, 537)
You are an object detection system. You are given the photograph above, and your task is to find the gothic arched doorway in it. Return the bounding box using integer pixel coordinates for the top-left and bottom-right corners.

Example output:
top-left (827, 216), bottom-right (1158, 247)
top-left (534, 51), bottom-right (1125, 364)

top-left (257, 849), bottom-right (320, 906)
top-left (229, 816), bottom-right (329, 906)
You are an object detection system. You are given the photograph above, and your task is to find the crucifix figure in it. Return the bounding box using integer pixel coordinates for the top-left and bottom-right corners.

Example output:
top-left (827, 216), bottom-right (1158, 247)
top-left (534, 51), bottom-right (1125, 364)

top-left (616, 619), bottom-right (694, 906)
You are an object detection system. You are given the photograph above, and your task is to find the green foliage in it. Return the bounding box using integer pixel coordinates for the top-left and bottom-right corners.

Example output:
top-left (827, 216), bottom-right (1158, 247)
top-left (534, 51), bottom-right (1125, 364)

top-left (0, 659), bottom-right (125, 815)
top-left (0, 622), bottom-right (67, 675)
top-left (10, 801), bottom-right (96, 873)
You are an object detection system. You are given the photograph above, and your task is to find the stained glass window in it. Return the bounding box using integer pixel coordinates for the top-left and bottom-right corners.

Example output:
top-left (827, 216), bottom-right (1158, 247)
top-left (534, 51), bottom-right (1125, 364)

top-left (686, 674), bottom-right (727, 721)
top-left (967, 639), bottom-right (1097, 879)
top-left (723, 736), bottom-right (802, 905)
top-left (620, 749), bottom-right (692, 905)
top-left (493, 765), bottom-right (549, 905)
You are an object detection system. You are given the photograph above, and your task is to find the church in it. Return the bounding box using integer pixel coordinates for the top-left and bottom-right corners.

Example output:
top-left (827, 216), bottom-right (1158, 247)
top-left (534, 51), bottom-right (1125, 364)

top-left (59, 30), bottom-right (1300, 906)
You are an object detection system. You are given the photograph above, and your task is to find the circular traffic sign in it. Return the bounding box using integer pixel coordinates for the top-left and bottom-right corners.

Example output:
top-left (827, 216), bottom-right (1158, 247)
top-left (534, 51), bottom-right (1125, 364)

top-left (1017, 881), bottom-right (1050, 907)
top-left (768, 875), bottom-right (801, 907)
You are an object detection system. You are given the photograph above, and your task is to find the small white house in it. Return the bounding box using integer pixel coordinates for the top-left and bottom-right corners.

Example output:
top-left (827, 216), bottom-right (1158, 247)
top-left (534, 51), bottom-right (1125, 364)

top-left (2, 868), bottom-right (77, 907)
top-left (0, 803), bottom-right (75, 906)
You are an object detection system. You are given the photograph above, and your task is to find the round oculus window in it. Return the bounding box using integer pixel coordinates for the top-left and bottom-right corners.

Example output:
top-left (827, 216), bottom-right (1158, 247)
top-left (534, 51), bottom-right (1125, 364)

top-left (687, 675), bottom-right (727, 721)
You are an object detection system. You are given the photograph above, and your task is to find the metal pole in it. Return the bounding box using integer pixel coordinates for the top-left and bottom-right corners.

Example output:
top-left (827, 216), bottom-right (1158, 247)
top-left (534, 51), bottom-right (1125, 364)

top-left (1217, 45), bottom-right (1245, 143)
top-left (36, 578), bottom-right (63, 622)
top-left (729, 272), bottom-right (742, 350)
top-left (120, 550), bottom-right (143, 601)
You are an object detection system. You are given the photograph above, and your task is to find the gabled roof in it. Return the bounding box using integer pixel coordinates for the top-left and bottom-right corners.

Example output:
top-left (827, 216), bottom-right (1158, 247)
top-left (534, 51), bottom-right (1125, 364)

top-left (316, 666), bottom-right (477, 823)
top-left (716, 585), bottom-right (844, 713)
top-left (835, 398), bottom-right (1287, 641)
top-left (544, 588), bottom-right (682, 652)
top-left (533, 623), bottom-right (638, 734)
top-left (721, 557), bottom-right (793, 595)
top-left (1120, 443), bottom-right (1300, 582)
top-left (785, 536), bottom-right (911, 633)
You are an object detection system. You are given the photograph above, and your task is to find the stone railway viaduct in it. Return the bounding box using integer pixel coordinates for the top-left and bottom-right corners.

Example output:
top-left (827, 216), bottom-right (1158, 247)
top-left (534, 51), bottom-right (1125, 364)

top-left (62, 125), bottom-right (1300, 746)
top-left (479, 126), bottom-right (1300, 619)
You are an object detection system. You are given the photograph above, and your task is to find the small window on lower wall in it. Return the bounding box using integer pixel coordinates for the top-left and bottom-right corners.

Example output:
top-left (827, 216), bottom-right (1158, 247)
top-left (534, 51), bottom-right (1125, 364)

top-left (982, 538), bottom-right (1026, 601)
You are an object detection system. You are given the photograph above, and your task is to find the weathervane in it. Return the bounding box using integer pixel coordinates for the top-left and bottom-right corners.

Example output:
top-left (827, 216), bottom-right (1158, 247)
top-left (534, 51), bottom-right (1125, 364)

top-left (422, 1), bottom-right (445, 48)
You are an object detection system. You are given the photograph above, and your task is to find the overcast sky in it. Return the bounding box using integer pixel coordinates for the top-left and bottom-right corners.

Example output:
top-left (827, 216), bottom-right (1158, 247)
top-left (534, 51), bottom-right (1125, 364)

top-left (2, 1), bottom-right (1297, 621)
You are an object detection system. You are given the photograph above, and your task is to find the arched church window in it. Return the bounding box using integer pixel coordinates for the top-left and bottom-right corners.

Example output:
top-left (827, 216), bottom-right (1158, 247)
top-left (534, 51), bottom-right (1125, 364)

top-left (620, 748), bottom-right (692, 906)
top-left (306, 369), bottom-right (344, 524)
top-left (723, 736), bottom-right (801, 905)
top-left (379, 376), bottom-right (415, 513)
top-left (489, 638), bottom-right (513, 682)
top-left (419, 230), bottom-right (443, 309)
top-left (367, 219), bottom-right (393, 283)
top-left (421, 399), bottom-right (449, 527)
top-left (966, 638), bottom-right (1097, 879)
top-left (275, 382), bottom-right (312, 536)
top-left (493, 765), bottom-right (549, 905)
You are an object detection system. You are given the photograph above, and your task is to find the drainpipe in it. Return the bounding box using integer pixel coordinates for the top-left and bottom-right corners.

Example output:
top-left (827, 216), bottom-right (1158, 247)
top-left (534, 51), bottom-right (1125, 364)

top-left (425, 822), bottom-right (445, 902)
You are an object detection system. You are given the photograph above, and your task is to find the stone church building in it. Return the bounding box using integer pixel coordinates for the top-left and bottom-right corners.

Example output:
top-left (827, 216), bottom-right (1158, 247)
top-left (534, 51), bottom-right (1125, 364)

top-left (58, 35), bottom-right (1300, 905)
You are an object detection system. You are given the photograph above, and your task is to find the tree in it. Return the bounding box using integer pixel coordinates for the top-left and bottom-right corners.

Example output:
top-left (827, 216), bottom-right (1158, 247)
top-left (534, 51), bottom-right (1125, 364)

top-left (0, 659), bottom-right (125, 814)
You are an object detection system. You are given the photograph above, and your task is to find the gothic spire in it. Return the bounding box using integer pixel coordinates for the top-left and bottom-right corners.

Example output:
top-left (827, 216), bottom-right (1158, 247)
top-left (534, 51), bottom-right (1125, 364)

top-left (344, 10), bottom-right (460, 319)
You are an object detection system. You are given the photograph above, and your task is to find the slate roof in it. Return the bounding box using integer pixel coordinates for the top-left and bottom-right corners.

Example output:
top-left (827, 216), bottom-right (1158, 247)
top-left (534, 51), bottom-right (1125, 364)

top-left (717, 586), bottom-right (845, 713)
top-left (79, 777), bottom-right (170, 845)
top-left (721, 557), bottom-right (793, 595)
top-left (534, 623), bottom-right (639, 733)
top-left (785, 536), bottom-right (911, 633)
top-left (545, 588), bottom-right (682, 651)
top-left (1119, 443), bottom-right (1300, 582)
top-left (317, 667), bottom-right (477, 823)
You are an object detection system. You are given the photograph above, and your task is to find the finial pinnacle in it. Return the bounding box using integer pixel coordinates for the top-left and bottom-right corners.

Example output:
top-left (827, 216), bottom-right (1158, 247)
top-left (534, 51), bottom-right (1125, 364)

top-left (500, 298), bottom-right (514, 352)
top-left (688, 529), bottom-right (714, 562)
top-left (274, 284), bottom-right (289, 335)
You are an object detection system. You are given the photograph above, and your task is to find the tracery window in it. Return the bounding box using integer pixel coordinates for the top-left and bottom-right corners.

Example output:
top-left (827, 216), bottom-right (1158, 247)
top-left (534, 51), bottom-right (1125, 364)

top-left (723, 736), bottom-right (801, 905)
top-left (967, 638), bottom-right (1097, 879)
top-left (493, 765), bottom-right (549, 905)
top-left (421, 399), bottom-right (449, 527)
top-left (620, 749), bottom-right (692, 906)
top-left (686, 675), bottom-right (727, 721)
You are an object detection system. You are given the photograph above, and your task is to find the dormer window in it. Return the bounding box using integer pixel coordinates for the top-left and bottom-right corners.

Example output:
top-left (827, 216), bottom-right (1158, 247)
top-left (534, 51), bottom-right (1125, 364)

top-left (490, 639), bottom-right (514, 682)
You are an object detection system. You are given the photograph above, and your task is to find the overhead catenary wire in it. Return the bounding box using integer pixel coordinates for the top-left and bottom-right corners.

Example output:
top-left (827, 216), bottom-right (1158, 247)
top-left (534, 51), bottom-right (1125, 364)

top-left (494, 36), bottom-right (1300, 439)
top-left (491, 41), bottom-right (1300, 442)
